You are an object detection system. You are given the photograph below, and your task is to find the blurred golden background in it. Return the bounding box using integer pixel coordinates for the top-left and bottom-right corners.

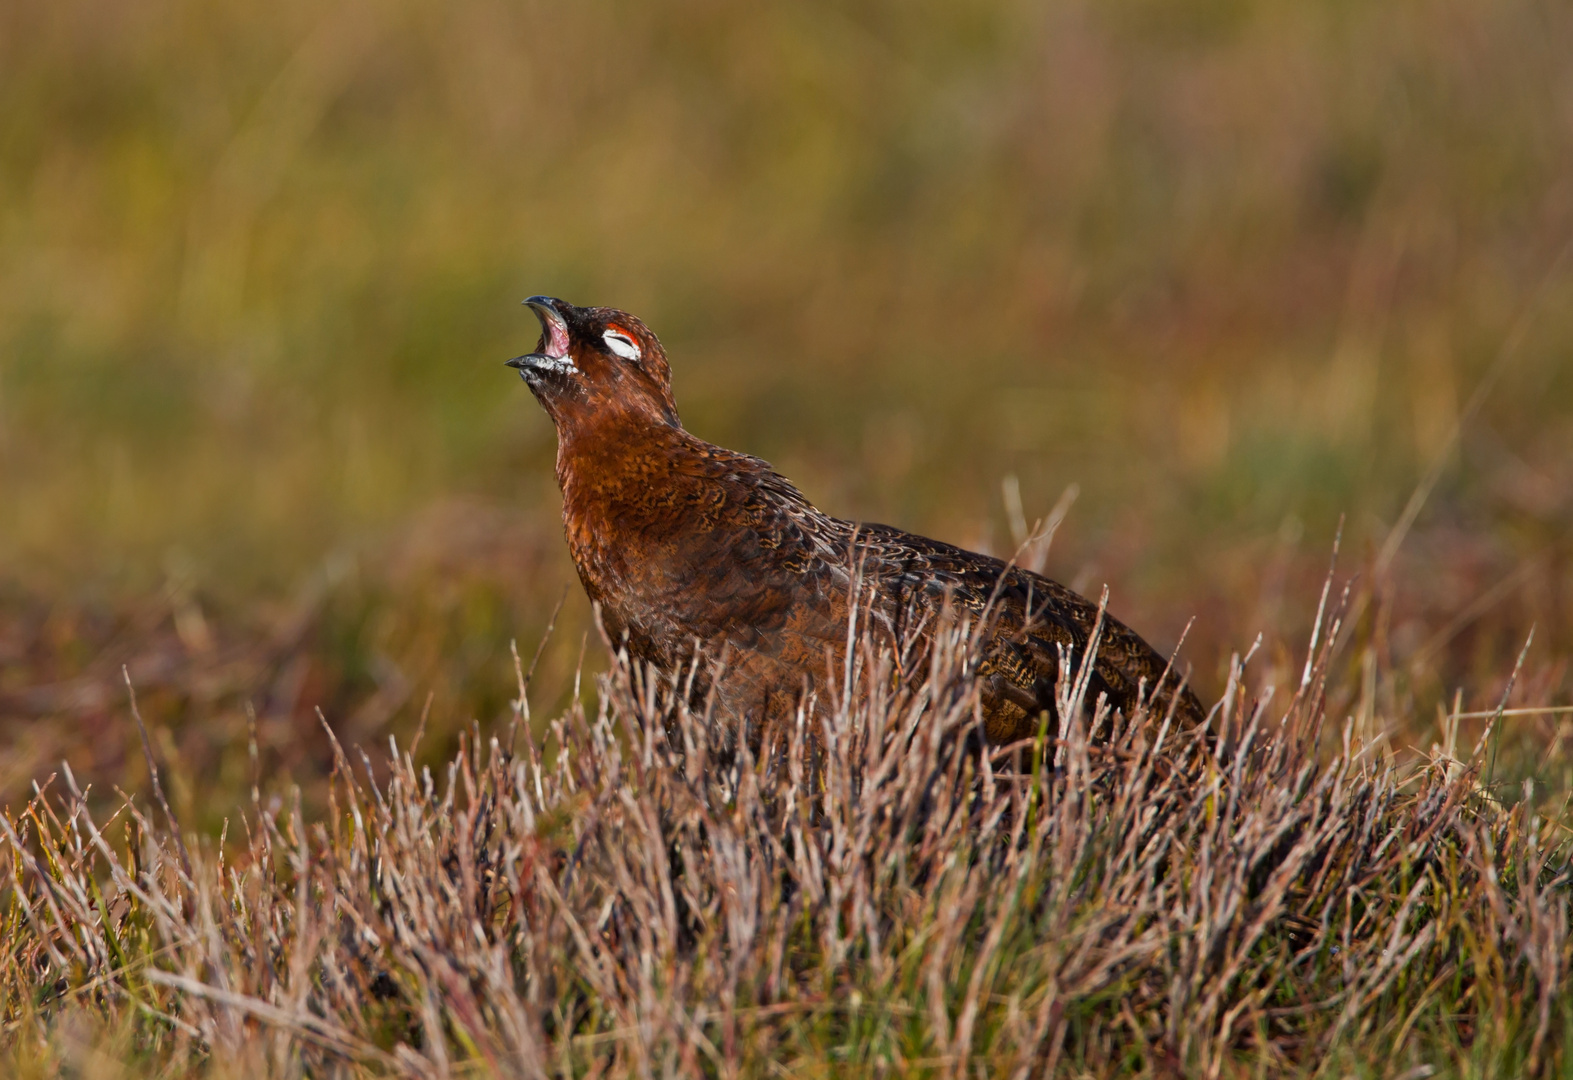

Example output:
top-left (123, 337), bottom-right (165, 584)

top-left (2, 0), bottom-right (1571, 821)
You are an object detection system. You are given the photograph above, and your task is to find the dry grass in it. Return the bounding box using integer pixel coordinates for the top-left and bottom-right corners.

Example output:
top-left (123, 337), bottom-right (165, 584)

top-left (3, 581), bottom-right (1568, 1078)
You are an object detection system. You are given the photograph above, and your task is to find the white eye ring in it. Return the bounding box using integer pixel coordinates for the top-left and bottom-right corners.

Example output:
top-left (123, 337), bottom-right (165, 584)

top-left (602, 329), bottom-right (641, 362)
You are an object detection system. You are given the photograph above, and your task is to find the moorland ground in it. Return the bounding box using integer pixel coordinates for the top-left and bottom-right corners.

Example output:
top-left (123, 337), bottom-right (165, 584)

top-left (2, 0), bottom-right (1572, 1074)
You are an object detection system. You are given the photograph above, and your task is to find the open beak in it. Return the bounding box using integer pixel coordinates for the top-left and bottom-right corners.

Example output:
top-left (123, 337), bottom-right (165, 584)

top-left (506, 296), bottom-right (578, 376)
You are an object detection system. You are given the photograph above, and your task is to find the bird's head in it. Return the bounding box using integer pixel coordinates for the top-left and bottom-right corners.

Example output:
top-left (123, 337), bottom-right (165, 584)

top-left (507, 296), bottom-right (680, 430)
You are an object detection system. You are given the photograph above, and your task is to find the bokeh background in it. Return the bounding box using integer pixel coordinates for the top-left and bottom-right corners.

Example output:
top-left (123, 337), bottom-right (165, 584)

top-left (3, 0), bottom-right (1571, 823)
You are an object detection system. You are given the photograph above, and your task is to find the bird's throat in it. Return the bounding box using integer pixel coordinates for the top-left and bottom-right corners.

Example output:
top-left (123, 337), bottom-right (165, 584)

top-left (554, 416), bottom-right (696, 600)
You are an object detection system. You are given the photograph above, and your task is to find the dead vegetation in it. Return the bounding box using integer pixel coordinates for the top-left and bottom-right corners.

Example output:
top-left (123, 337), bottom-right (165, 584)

top-left (2, 583), bottom-right (1569, 1078)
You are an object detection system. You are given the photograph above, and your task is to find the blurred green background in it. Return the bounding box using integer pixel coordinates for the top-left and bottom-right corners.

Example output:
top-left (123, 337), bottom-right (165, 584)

top-left (2, 0), bottom-right (1571, 818)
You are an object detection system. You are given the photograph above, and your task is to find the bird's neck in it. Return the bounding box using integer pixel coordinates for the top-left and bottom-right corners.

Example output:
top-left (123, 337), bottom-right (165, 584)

top-left (552, 413), bottom-right (702, 589)
top-left (554, 411), bottom-right (690, 499)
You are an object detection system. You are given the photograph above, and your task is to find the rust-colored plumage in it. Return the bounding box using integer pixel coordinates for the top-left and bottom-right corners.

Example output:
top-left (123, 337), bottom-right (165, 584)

top-left (508, 297), bottom-right (1203, 743)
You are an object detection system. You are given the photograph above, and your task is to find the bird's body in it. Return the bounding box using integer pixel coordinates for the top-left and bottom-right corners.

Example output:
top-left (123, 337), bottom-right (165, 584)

top-left (510, 297), bottom-right (1203, 743)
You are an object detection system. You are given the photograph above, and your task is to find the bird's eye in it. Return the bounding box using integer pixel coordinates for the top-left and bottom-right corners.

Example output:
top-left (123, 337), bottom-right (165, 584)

top-left (602, 328), bottom-right (641, 362)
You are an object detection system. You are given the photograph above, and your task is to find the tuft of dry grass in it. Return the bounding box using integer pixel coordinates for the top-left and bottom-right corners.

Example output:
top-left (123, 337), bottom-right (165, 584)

top-left (3, 585), bottom-right (1569, 1078)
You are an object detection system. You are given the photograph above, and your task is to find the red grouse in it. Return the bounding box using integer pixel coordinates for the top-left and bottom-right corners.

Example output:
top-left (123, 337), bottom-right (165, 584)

top-left (507, 297), bottom-right (1203, 743)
